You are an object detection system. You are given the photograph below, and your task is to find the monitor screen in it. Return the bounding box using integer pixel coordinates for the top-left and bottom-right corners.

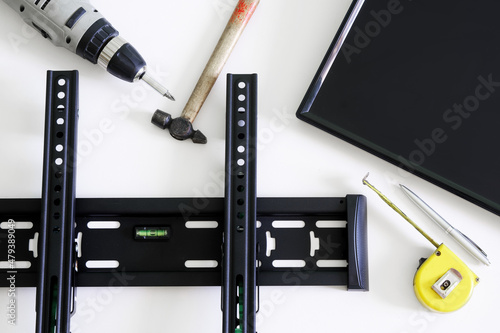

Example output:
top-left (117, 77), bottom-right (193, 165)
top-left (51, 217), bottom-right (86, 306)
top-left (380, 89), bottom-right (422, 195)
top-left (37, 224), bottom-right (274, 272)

top-left (297, 0), bottom-right (500, 216)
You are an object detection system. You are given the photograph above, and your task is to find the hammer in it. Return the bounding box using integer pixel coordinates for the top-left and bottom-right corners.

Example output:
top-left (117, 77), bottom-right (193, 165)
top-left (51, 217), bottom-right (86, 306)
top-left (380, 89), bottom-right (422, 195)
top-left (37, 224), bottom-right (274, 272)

top-left (152, 0), bottom-right (260, 144)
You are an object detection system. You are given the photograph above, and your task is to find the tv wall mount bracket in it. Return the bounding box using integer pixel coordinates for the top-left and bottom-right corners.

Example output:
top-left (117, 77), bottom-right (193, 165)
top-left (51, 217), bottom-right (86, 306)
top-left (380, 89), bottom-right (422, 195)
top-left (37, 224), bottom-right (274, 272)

top-left (0, 71), bottom-right (369, 333)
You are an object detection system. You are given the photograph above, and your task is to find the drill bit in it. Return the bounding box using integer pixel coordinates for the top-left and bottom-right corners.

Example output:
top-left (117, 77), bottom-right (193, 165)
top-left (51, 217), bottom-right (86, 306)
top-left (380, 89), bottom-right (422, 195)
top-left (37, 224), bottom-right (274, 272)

top-left (141, 72), bottom-right (175, 101)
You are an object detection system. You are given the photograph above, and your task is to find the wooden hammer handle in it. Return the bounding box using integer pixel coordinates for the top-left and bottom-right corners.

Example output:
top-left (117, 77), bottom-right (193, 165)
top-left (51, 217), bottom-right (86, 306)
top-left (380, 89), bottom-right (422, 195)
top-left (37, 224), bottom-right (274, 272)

top-left (180, 0), bottom-right (260, 123)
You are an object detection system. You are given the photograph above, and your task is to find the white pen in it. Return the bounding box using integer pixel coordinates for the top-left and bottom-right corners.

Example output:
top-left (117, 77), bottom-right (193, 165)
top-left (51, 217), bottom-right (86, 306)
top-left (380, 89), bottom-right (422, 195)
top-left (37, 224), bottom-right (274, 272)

top-left (400, 184), bottom-right (490, 266)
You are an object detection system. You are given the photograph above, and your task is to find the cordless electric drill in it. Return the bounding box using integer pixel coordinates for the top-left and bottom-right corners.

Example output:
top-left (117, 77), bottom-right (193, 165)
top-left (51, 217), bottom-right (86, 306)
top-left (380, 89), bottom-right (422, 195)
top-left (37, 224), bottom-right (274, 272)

top-left (2, 0), bottom-right (175, 100)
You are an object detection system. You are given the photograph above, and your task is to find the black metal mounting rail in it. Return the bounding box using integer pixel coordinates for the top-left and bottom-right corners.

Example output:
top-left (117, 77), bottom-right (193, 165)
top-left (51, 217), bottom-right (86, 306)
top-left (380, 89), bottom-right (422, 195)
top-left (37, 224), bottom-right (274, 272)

top-left (37, 71), bottom-right (79, 333)
top-left (0, 72), bottom-right (369, 333)
top-left (223, 74), bottom-right (258, 333)
top-left (0, 196), bottom-right (368, 289)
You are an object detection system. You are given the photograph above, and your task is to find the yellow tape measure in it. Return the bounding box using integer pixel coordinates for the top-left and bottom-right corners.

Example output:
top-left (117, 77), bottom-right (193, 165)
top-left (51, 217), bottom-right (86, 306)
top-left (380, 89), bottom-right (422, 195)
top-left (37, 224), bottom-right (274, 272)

top-left (363, 175), bottom-right (479, 312)
top-left (414, 244), bottom-right (479, 312)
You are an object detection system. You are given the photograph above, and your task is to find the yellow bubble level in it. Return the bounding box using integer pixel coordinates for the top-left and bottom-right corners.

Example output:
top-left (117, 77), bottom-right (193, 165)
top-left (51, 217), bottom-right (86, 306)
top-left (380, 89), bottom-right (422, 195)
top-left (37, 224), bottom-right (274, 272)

top-left (134, 227), bottom-right (170, 240)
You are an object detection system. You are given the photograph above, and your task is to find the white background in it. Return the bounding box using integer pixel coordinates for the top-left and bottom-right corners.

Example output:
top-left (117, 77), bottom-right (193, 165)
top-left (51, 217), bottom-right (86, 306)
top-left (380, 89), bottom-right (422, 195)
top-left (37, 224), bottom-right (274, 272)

top-left (1, 0), bottom-right (500, 332)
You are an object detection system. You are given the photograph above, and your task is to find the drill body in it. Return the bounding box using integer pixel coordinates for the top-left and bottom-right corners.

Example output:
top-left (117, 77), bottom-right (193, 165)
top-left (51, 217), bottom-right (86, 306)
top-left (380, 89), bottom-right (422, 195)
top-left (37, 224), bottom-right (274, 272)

top-left (4, 0), bottom-right (109, 56)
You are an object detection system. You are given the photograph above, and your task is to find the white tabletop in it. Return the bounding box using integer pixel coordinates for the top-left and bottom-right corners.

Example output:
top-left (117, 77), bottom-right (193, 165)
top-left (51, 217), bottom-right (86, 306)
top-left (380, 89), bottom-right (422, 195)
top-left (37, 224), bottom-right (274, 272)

top-left (1, 1), bottom-right (499, 332)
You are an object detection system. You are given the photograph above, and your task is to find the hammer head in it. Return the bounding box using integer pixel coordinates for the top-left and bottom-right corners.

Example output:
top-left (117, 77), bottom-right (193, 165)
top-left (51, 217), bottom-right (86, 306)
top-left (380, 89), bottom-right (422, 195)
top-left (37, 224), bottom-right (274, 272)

top-left (151, 110), bottom-right (207, 144)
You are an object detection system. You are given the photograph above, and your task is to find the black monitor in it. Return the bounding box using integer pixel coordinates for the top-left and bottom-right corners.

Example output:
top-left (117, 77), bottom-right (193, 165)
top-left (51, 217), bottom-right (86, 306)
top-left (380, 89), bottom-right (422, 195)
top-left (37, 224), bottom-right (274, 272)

top-left (297, 0), bottom-right (500, 216)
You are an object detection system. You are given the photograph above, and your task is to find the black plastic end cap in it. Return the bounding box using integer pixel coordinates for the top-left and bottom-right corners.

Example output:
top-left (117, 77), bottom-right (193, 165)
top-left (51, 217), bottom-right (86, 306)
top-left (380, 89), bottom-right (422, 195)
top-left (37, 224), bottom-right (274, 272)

top-left (347, 194), bottom-right (369, 291)
top-left (107, 43), bottom-right (147, 83)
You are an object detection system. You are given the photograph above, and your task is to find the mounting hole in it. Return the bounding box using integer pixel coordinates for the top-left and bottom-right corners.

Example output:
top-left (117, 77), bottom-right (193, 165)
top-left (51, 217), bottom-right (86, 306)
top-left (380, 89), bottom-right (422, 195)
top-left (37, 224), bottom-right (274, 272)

top-left (55, 144), bottom-right (64, 152)
top-left (53, 227), bottom-right (61, 233)
top-left (20, 5), bottom-right (25, 12)
top-left (57, 105), bottom-right (65, 112)
top-left (238, 133), bottom-right (245, 140)
top-left (54, 198), bottom-right (61, 206)
top-left (238, 107), bottom-right (245, 113)
top-left (56, 118), bottom-right (64, 125)
top-left (58, 79), bottom-right (66, 86)
top-left (238, 82), bottom-right (246, 89)
top-left (238, 94), bottom-right (246, 101)
top-left (237, 172), bottom-right (245, 179)
top-left (237, 159), bottom-right (245, 166)
top-left (237, 199), bottom-right (244, 205)
top-left (55, 171), bottom-right (63, 179)
top-left (65, 37), bottom-right (71, 44)
top-left (237, 185), bottom-right (245, 192)
top-left (56, 132), bottom-right (64, 138)
top-left (53, 212), bottom-right (60, 220)
top-left (55, 158), bottom-right (63, 165)
top-left (54, 185), bottom-right (62, 193)
top-left (237, 212), bottom-right (245, 219)
top-left (236, 225), bottom-right (245, 232)
top-left (238, 120), bottom-right (245, 127)
top-left (237, 146), bottom-right (245, 153)
top-left (58, 92), bottom-right (65, 99)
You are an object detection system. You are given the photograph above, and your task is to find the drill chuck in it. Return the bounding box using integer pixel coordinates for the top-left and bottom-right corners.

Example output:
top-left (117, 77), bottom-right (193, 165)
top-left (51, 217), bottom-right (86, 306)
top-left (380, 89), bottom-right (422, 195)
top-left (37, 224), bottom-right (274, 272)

top-left (97, 35), bottom-right (147, 83)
